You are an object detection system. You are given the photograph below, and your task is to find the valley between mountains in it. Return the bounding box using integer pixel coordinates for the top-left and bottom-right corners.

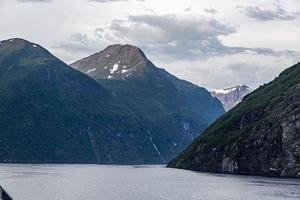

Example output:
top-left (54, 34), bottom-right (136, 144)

top-left (0, 38), bottom-right (299, 177)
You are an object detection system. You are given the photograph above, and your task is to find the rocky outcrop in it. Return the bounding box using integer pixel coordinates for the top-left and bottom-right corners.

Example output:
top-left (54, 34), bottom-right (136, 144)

top-left (168, 63), bottom-right (300, 177)
top-left (211, 85), bottom-right (252, 111)
top-left (71, 44), bottom-right (148, 80)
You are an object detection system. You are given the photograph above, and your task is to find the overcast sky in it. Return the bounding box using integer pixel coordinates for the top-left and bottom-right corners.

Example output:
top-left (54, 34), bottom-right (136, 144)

top-left (0, 0), bottom-right (300, 90)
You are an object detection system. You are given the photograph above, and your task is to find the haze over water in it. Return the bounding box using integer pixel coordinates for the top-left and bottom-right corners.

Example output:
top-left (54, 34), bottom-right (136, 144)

top-left (0, 164), bottom-right (299, 200)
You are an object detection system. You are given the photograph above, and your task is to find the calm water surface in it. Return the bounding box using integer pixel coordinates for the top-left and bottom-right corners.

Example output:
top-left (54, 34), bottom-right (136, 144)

top-left (0, 164), bottom-right (299, 200)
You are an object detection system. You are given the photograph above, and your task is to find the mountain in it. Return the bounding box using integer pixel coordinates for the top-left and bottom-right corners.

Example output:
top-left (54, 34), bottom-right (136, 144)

top-left (167, 62), bottom-right (300, 177)
top-left (0, 38), bottom-right (174, 164)
top-left (71, 44), bottom-right (147, 80)
top-left (71, 44), bottom-right (225, 162)
top-left (211, 85), bottom-right (252, 111)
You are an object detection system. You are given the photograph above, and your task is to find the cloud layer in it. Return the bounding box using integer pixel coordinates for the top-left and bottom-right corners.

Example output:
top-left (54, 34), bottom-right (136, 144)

top-left (240, 6), bottom-right (300, 21)
top-left (2, 0), bottom-right (299, 90)
top-left (91, 0), bottom-right (129, 2)
top-left (57, 13), bottom-right (299, 62)
top-left (108, 14), bottom-right (237, 59)
top-left (17, 0), bottom-right (51, 2)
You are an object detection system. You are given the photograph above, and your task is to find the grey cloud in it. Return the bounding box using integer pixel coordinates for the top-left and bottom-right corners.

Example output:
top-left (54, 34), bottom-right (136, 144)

top-left (91, 0), bottom-right (128, 2)
top-left (53, 33), bottom-right (104, 55)
top-left (252, 48), bottom-right (300, 58)
top-left (52, 32), bottom-right (110, 63)
top-left (54, 14), bottom-right (237, 60)
top-left (107, 14), bottom-right (238, 59)
top-left (225, 62), bottom-right (278, 89)
top-left (225, 62), bottom-right (277, 86)
top-left (184, 6), bottom-right (192, 12)
top-left (17, 0), bottom-right (51, 2)
top-left (204, 8), bottom-right (218, 15)
top-left (219, 59), bottom-right (298, 89)
top-left (240, 6), bottom-right (300, 21)
top-left (91, 0), bottom-right (143, 2)
top-left (183, 59), bottom-right (293, 90)
top-left (105, 14), bottom-right (299, 59)
top-left (55, 14), bottom-right (300, 62)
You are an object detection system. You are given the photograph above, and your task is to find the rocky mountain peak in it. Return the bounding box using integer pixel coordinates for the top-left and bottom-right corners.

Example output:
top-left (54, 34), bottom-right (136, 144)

top-left (0, 38), bottom-right (42, 51)
top-left (0, 38), bottom-right (64, 73)
top-left (211, 85), bottom-right (252, 111)
top-left (71, 44), bottom-right (151, 80)
top-left (104, 44), bottom-right (147, 60)
top-left (214, 85), bottom-right (251, 95)
top-left (1, 38), bottom-right (28, 45)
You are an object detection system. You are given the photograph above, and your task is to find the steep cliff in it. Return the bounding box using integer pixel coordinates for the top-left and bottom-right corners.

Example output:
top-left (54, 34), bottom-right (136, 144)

top-left (168, 62), bottom-right (300, 177)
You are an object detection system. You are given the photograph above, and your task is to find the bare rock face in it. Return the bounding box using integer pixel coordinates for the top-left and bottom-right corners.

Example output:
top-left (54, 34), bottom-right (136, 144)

top-left (168, 63), bottom-right (300, 177)
top-left (71, 44), bottom-right (149, 80)
top-left (211, 85), bottom-right (252, 111)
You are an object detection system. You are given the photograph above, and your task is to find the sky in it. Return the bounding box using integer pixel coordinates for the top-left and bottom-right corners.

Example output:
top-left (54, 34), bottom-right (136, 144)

top-left (0, 0), bottom-right (300, 90)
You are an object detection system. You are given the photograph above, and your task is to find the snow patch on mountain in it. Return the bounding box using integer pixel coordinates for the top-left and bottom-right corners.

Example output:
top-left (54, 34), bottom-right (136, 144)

top-left (215, 88), bottom-right (236, 94)
top-left (125, 73), bottom-right (132, 78)
top-left (86, 68), bottom-right (96, 73)
top-left (122, 69), bottom-right (129, 73)
top-left (110, 64), bottom-right (119, 74)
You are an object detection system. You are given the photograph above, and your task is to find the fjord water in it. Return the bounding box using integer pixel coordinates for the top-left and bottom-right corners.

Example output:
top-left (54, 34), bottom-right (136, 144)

top-left (0, 165), bottom-right (299, 200)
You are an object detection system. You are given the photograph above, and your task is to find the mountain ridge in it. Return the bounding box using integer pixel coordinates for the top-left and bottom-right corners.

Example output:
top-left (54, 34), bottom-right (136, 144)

top-left (72, 44), bottom-right (151, 80)
top-left (0, 38), bottom-right (170, 164)
top-left (71, 44), bottom-right (225, 162)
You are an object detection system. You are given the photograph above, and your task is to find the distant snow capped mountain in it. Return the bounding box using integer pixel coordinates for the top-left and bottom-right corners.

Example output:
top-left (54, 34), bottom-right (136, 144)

top-left (211, 85), bottom-right (252, 111)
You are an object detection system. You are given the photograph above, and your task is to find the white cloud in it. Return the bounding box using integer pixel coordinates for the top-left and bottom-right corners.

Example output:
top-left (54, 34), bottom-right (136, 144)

top-left (0, 0), bottom-right (299, 90)
top-left (158, 52), bottom-right (299, 90)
